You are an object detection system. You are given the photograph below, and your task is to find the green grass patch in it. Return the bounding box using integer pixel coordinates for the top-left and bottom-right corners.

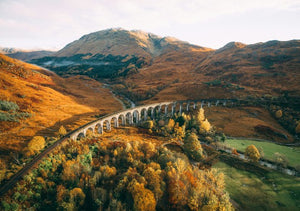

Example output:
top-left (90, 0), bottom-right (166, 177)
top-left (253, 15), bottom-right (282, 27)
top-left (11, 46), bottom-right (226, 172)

top-left (225, 138), bottom-right (300, 168)
top-left (214, 162), bottom-right (300, 210)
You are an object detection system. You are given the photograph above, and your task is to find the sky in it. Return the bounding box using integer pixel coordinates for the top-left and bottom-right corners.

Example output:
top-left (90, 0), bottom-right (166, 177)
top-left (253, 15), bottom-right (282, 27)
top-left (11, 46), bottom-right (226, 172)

top-left (0, 0), bottom-right (299, 50)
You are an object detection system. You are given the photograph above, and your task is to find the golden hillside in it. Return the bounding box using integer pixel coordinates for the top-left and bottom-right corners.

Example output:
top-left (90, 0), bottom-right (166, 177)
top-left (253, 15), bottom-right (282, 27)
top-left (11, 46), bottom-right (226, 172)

top-left (123, 40), bottom-right (300, 102)
top-left (0, 54), bottom-right (122, 152)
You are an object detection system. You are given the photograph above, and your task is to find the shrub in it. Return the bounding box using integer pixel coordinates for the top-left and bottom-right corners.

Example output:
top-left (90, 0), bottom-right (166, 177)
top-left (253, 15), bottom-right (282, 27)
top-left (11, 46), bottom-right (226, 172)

top-left (142, 120), bottom-right (154, 129)
top-left (0, 111), bottom-right (31, 122)
top-left (0, 112), bottom-right (18, 122)
top-left (221, 133), bottom-right (226, 142)
top-left (0, 100), bottom-right (19, 112)
top-left (204, 80), bottom-right (221, 86)
top-left (232, 149), bottom-right (239, 156)
top-left (275, 110), bottom-right (283, 118)
top-left (245, 145), bottom-right (260, 162)
top-left (27, 136), bottom-right (45, 156)
top-left (273, 152), bottom-right (289, 168)
top-left (58, 126), bottom-right (67, 137)
top-left (166, 119), bottom-right (175, 131)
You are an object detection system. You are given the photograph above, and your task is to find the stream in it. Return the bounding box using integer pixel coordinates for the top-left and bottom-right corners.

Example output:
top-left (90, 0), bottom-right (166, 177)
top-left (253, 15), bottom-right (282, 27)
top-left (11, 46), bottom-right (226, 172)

top-left (102, 83), bottom-right (136, 109)
top-left (205, 143), bottom-right (298, 176)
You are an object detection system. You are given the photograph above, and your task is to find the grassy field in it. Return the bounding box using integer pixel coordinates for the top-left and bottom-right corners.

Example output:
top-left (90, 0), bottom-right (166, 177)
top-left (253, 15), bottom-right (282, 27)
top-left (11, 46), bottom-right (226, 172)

top-left (225, 138), bottom-right (300, 168)
top-left (214, 162), bottom-right (300, 210)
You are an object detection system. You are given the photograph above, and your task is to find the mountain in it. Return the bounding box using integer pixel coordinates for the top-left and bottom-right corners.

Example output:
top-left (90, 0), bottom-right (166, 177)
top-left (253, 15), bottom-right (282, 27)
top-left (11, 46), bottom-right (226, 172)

top-left (0, 53), bottom-right (122, 153)
top-left (30, 28), bottom-right (211, 78)
top-left (29, 28), bottom-right (300, 103)
top-left (0, 47), bottom-right (21, 54)
top-left (54, 28), bottom-right (207, 57)
top-left (6, 50), bottom-right (55, 61)
top-left (0, 47), bottom-right (55, 61)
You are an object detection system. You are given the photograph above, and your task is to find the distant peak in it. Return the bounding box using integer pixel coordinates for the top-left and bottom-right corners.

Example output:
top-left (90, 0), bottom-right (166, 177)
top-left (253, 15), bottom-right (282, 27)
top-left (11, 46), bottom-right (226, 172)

top-left (216, 41), bottom-right (246, 53)
top-left (223, 41), bottom-right (246, 49)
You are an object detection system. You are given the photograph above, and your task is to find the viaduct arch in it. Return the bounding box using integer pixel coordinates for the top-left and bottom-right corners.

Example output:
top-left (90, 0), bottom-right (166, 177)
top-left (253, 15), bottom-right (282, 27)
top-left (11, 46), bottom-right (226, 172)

top-left (69, 99), bottom-right (233, 141)
top-left (0, 99), bottom-right (234, 197)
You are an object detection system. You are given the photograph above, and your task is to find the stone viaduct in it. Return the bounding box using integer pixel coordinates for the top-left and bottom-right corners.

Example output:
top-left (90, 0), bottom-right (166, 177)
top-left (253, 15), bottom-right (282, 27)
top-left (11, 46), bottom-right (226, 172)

top-left (0, 99), bottom-right (235, 197)
top-left (69, 99), bottom-right (233, 141)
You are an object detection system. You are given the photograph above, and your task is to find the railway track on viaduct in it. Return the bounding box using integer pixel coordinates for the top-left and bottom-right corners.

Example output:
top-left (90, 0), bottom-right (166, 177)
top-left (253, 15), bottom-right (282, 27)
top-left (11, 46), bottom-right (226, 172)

top-left (0, 99), bottom-right (233, 197)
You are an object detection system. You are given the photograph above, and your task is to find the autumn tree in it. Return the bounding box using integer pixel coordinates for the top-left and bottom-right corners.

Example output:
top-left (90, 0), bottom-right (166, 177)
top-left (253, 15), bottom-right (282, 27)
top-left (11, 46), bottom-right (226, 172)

top-left (128, 180), bottom-right (156, 211)
top-left (143, 165), bottom-right (164, 200)
top-left (26, 136), bottom-right (45, 156)
top-left (143, 120), bottom-right (154, 129)
top-left (183, 133), bottom-right (203, 161)
top-left (58, 125), bottom-right (67, 137)
top-left (196, 108), bottom-right (211, 134)
top-left (167, 173), bottom-right (188, 207)
top-left (275, 110), bottom-right (283, 118)
top-left (0, 158), bottom-right (6, 183)
top-left (62, 160), bottom-right (81, 182)
top-left (245, 145), bottom-right (261, 162)
top-left (56, 184), bottom-right (68, 204)
top-left (273, 152), bottom-right (289, 168)
top-left (70, 187), bottom-right (86, 208)
top-left (166, 119), bottom-right (175, 131)
top-left (196, 108), bottom-right (205, 123)
top-left (232, 148), bottom-right (239, 156)
top-left (173, 122), bottom-right (185, 140)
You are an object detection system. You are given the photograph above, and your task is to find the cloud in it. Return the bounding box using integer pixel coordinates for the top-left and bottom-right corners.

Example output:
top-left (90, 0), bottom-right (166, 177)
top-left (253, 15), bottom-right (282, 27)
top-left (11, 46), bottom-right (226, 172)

top-left (0, 0), bottom-right (299, 49)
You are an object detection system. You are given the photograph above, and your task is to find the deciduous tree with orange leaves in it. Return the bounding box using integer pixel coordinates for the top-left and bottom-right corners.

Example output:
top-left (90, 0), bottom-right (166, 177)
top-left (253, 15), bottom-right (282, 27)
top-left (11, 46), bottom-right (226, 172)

top-left (245, 145), bottom-right (261, 162)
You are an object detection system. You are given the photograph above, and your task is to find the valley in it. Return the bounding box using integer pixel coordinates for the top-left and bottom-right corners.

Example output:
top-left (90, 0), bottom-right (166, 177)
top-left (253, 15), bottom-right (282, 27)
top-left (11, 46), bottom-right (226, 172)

top-left (0, 28), bottom-right (299, 210)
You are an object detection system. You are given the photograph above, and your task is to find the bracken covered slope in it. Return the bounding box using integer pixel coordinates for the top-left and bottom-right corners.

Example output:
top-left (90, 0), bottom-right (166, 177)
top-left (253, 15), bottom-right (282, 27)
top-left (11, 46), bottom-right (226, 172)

top-left (0, 53), bottom-right (122, 153)
top-left (30, 29), bottom-right (300, 102)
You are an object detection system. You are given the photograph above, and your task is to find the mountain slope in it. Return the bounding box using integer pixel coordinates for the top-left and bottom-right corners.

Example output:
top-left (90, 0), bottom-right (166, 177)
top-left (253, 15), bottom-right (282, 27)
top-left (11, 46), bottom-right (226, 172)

top-left (30, 28), bottom-right (211, 79)
top-left (30, 29), bottom-right (299, 102)
top-left (6, 50), bottom-right (55, 61)
top-left (0, 47), bottom-right (21, 54)
top-left (0, 47), bottom-right (55, 61)
top-left (54, 28), bottom-right (208, 57)
top-left (123, 39), bottom-right (300, 102)
top-left (0, 54), bottom-right (122, 152)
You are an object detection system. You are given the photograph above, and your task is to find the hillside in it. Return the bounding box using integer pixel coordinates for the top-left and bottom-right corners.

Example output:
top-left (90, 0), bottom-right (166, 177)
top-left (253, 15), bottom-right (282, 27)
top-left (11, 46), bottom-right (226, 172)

top-left (122, 40), bottom-right (300, 102)
top-left (27, 29), bottom-right (300, 141)
top-left (6, 50), bottom-right (55, 61)
top-left (0, 54), bottom-right (122, 153)
top-left (29, 29), bottom-right (300, 101)
top-left (0, 47), bottom-right (55, 61)
top-left (0, 47), bottom-right (21, 54)
top-left (30, 28), bottom-right (211, 79)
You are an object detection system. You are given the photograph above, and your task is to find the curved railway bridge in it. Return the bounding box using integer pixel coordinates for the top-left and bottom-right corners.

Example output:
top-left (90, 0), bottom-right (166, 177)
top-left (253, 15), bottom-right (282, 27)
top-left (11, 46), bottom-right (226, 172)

top-left (0, 99), bottom-right (234, 197)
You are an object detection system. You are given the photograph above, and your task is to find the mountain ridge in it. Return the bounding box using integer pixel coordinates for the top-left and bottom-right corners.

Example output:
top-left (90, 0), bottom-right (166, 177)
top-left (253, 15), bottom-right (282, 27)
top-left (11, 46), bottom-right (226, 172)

top-left (54, 28), bottom-right (210, 58)
top-left (27, 28), bottom-right (300, 105)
